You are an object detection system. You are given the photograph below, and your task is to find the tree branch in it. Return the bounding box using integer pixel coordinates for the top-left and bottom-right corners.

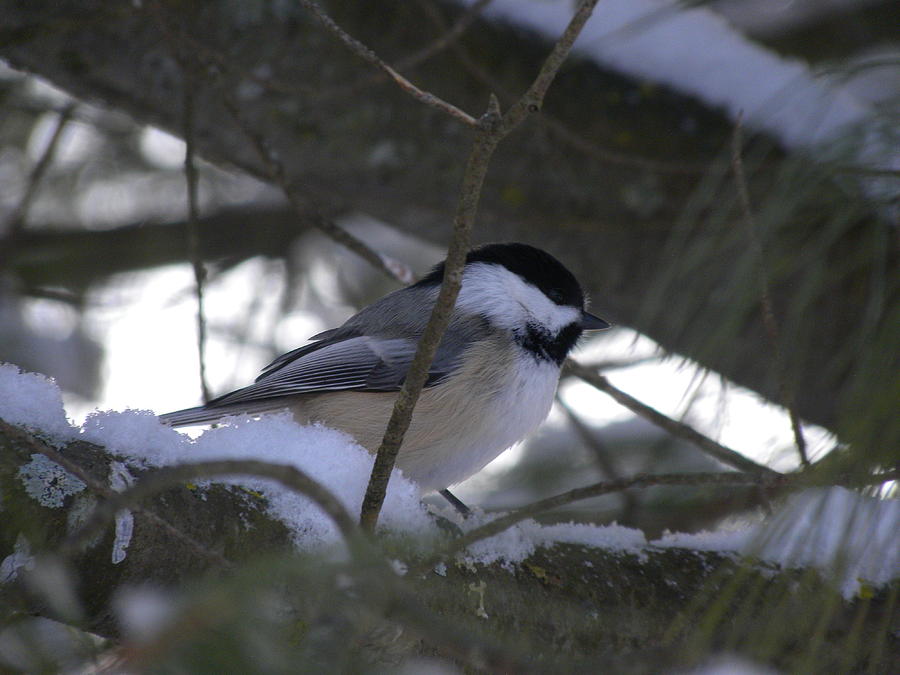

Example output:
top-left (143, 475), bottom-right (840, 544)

top-left (0, 419), bottom-right (231, 568)
top-left (3, 102), bottom-right (76, 237)
top-left (359, 0), bottom-right (601, 533)
top-left (221, 96), bottom-right (414, 285)
top-left (297, 0), bottom-right (478, 127)
top-left (564, 359), bottom-right (779, 475)
top-left (65, 459), bottom-right (360, 556)
top-left (183, 66), bottom-right (212, 404)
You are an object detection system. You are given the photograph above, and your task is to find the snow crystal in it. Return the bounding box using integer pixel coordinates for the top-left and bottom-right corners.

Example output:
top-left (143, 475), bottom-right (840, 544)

top-left (0, 363), bottom-right (73, 441)
top-left (81, 409), bottom-right (185, 466)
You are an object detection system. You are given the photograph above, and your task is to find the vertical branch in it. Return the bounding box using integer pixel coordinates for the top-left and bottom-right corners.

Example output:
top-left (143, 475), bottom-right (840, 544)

top-left (731, 115), bottom-right (808, 466)
top-left (183, 73), bottom-right (212, 404)
top-left (4, 103), bottom-right (77, 237)
top-left (359, 0), bottom-right (601, 533)
top-left (359, 98), bottom-right (503, 533)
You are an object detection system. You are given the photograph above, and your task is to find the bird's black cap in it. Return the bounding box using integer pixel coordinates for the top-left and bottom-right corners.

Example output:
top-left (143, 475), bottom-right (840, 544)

top-left (416, 242), bottom-right (587, 309)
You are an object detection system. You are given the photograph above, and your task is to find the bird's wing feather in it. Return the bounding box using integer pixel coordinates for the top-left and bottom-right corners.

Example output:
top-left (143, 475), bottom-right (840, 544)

top-left (208, 335), bottom-right (457, 408)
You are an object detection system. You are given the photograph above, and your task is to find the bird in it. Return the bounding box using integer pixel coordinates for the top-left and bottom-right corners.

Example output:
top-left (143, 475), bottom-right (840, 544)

top-left (159, 242), bottom-right (610, 513)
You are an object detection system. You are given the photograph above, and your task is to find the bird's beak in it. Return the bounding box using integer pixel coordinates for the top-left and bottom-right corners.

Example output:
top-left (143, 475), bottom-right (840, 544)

top-left (581, 311), bottom-right (611, 330)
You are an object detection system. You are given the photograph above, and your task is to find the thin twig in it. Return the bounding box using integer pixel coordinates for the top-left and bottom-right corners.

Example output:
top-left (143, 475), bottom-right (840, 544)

top-left (497, 0), bottom-right (600, 134)
top-left (310, 0), bottom-right (495, 105)
top-left (4, 103), bottom-right (77, 237)
top-left (731, 115), bottom-right (808, 466)
top-left (183, 69), bottom-right (212, 404)
top-left (400, 0), bottom-right (494, 71)
top-left (541, 113), bottom-right (710, 175)
top-left (564, 359), bottom-right (779, 476)
top-left (222, 96), bottom-right (413, 284)
top-left (297, 0), bottom-right (478, 127)
top-left (148, 0), bottom-right (413, 286)
top-left (0, 420), bottom-right (231, 568)
top-left (359, 0), bottom-right (601, 533)
top-left (414, 0), bottom-right (711, 177)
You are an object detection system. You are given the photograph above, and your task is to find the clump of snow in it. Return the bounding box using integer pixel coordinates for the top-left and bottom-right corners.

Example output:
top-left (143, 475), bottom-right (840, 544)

top-left (188, 414), bottom-right (435, 548)
top-left (81, 409), bottom-right (435, 550)
top-left (81, 409), bottom-right (185, 466)
top-left (0, 363), bottom-right (74, 441)
top-left (461, 516), bottom-right (646, 567)
top-left (655, 487), bottom-right (900, 598)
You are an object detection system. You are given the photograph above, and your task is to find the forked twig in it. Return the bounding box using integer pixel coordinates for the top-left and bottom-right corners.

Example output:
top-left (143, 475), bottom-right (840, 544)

top-left (415, 466), bottom-right (897, 573)
top-left (298, 0), bottom-right (478, 127)
top-left (416, 471), bottom-right (780, 573)
top-left (359, 0), bottom-right (602, 532)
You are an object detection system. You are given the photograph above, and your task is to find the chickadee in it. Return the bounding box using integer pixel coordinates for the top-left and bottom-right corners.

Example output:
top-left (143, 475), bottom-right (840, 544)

top-left (160, 242), bottom-right (609, 510)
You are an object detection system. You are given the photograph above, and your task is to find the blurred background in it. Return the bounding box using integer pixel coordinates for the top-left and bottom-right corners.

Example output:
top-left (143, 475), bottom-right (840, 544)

top-left (1, 0), bottom-right (897, 537)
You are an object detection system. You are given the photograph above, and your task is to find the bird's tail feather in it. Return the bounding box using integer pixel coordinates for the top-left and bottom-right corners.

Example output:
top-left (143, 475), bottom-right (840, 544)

top-left (158, 400), bottom-right (292, 427)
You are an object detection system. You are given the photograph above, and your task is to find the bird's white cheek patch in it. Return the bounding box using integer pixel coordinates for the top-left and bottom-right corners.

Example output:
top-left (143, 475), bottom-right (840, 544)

top-left (457, 263), bottom-right (581, 332)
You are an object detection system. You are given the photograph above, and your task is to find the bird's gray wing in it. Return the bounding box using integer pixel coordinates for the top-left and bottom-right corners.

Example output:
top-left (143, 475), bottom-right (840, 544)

top-left (208, 335), bottom-right (459, 408)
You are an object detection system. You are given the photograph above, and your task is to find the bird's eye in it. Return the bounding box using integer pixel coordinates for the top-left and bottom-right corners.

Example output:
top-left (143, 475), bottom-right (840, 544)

top-left (546, 289), bottom-right (564, 304)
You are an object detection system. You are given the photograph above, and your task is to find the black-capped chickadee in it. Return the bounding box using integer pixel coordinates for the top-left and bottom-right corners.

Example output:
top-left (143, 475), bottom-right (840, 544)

top-left (160, 242), bottom-right (609, 507)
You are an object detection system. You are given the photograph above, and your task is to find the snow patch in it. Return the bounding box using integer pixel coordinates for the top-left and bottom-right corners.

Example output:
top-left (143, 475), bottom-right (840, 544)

top-left (0, 363), bottom-right (73, 441)
top-left (461, 517), bottom-right (647, 567)
top-left (78, 409), bottom-right (435, 550)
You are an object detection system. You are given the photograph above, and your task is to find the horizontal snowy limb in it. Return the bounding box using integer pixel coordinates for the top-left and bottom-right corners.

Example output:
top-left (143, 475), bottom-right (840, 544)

top-left (0, 415), bottom-right (896, 671)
